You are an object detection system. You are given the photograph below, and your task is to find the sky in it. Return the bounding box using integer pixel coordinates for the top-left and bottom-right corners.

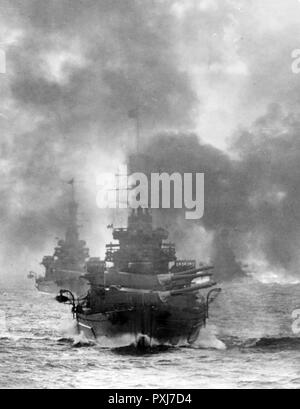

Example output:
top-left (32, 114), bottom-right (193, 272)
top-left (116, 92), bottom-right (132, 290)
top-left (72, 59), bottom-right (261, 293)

top-left (1, 0), bottom-right (300, 284)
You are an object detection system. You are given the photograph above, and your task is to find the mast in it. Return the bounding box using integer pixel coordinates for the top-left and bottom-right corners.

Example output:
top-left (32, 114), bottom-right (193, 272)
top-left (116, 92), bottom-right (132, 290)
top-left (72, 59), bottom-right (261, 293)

top-left (65, 178), bottom-right (79, 244)
top-left (42, 178), bottom-right (89, 278)
top-left (106, 126), bottom-right (177, 275)
top-left (52, 179), bottom-right (89, 269)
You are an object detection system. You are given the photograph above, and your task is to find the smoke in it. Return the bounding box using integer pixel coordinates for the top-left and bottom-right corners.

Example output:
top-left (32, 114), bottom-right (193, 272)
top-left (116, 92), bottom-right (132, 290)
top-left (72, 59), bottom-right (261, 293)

top-left (0, 1), bottom-right (300, 283)
top-left (0, 0), bottom-right (198, 281)
top-left (139, 103), bottom-right (300, 282)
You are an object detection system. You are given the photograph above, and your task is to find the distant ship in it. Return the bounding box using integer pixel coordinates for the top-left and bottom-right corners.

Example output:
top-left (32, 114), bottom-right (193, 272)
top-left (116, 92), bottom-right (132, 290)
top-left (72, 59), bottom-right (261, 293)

top-left (28, 180), bottom-right (90, 296)
top-left (56, 155), bottom-right (221, 348)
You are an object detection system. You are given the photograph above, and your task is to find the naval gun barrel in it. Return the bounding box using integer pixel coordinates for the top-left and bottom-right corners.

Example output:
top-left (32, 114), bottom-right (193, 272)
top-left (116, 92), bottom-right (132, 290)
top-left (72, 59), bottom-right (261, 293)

top-left (60, 269), bottom-right (85, 275)
top-left (171, 271), bottom-right (213, 282)
top-left (158, 266), bottom-right (214, 287)
top-left (170, 280), bottom-right (217, 296)
top-left (173, 266), bottom-right (214, 277)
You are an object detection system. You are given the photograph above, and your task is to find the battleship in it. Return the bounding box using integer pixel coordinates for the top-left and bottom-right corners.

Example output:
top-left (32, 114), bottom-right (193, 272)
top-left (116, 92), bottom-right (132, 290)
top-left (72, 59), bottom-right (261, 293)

top-left (56, 155), bottom-right (221, 348)
top-left (28, 181), bottom-right (90, 296)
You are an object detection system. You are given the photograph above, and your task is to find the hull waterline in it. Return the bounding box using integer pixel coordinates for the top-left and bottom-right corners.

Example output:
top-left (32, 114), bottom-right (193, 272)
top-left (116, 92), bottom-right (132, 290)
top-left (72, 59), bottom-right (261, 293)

top-left (76, 304), bottom-right (207, 347)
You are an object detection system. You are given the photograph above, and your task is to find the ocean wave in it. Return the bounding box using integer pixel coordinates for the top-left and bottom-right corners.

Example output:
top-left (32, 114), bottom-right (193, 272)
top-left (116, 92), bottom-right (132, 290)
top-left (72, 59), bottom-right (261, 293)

top-left (249, 336), bottom-right (300, 350)
top-left (219, 335), bottom-right (300, 351)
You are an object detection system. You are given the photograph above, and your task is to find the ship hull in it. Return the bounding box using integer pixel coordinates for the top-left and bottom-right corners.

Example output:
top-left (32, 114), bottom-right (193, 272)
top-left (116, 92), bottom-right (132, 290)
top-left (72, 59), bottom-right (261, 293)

top-left (76, 304), bottom-right (207, 347)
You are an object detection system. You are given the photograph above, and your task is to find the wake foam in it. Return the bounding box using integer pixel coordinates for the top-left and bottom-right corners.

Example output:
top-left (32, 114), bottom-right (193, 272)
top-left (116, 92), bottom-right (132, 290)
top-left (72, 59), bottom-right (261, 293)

top-left (95, 333), bottom-right (137, 349)
top-left (192, 325), bottom-right (227, 350)
top-left (57, 317), bottom-right (78, 338)
top-left (72, 332), bottom-right (96, 347)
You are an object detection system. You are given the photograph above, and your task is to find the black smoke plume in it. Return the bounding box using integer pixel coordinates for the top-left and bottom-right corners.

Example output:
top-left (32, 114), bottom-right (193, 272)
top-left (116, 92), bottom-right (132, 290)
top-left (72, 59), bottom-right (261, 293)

top-left (138, 103), bottom-right (300, 281)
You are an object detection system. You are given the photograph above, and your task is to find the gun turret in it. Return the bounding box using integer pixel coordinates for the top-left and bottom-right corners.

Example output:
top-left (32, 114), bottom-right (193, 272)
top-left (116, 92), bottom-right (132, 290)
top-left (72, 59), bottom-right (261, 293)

top-left (158, 266), bottom-right (215, 288)
top-left (173, 266), bottom-right (214, 276)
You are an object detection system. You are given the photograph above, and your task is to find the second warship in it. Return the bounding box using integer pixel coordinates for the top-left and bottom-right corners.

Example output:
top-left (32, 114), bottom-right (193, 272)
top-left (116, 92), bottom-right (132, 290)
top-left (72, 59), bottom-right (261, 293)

top-left (28, 181), bottom-right (90, 296)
